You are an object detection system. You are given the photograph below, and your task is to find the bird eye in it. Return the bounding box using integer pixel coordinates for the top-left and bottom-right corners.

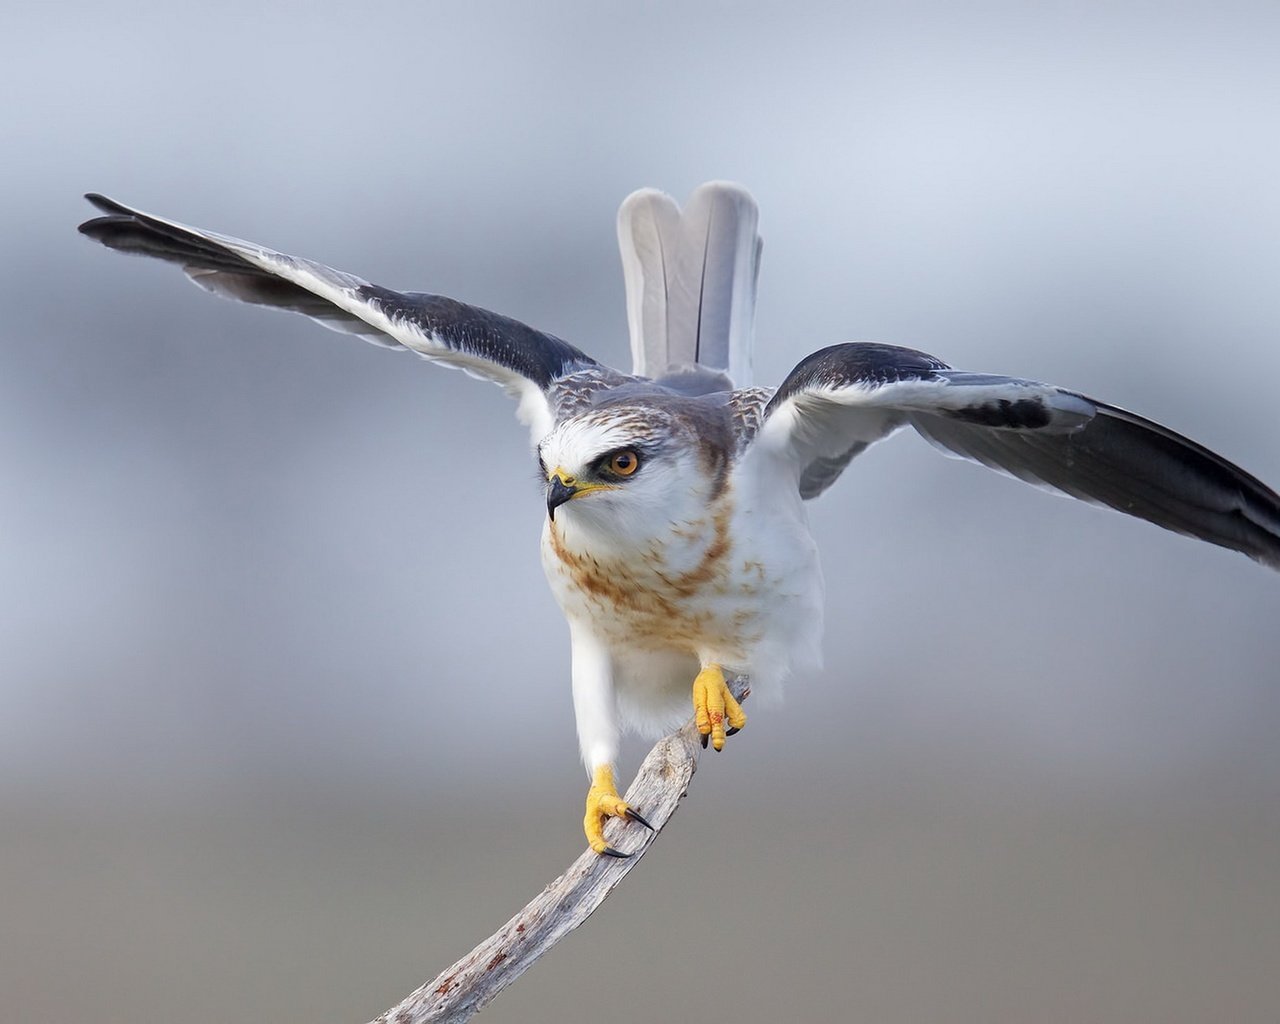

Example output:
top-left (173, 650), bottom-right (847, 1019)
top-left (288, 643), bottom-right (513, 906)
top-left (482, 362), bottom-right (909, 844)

top-left (607, 450), bottom-right (641, 477)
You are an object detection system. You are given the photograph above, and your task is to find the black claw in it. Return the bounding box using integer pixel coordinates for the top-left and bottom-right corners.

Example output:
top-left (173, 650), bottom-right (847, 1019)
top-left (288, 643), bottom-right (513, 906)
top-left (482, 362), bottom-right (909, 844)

top-left (625, 808), bottom-right (655, 831)
top-left (599, 845), bottom-right (631, 859)
top-left (700, 732), bottom-right (709, 749)
top-left (726, 725), bottom-right (741, 736)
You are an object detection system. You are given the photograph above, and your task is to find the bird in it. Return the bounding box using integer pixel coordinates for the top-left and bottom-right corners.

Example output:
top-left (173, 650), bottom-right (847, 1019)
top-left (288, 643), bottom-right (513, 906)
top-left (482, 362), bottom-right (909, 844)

top-left (79, 183), bottom-right (1280, 856)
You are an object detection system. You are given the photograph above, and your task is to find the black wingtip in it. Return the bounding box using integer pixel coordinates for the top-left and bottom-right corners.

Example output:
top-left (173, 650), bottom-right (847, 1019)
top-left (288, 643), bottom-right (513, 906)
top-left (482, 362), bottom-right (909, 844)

top-left (78, 215), bottom-right (115, 238)
top-left (80, 195), bottom-right (137, 241)
top-left (84, 193), bottom-right (129, 216)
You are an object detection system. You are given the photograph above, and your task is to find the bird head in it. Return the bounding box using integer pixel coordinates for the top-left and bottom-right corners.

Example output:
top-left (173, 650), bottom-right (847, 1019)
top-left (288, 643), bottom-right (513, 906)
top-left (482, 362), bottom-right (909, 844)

top-left (537, 403), bottom-right (729, 542)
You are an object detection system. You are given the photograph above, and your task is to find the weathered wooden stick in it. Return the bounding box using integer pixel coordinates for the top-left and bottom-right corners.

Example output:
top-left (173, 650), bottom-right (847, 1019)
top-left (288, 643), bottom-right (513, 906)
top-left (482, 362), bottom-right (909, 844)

top-left (368, 679), bottom-right (748, 1024)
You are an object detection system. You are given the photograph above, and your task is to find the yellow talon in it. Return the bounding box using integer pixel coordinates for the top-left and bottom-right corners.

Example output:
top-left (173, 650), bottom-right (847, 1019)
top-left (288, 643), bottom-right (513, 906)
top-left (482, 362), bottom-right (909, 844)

top-left (584, 765), bottom-right (636, 855)
top-left (692, 664), bottom-right (746, 751)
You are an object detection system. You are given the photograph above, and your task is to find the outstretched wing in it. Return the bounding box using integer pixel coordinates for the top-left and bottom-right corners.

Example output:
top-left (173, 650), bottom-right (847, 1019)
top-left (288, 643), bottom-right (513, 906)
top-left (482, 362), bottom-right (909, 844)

top-left (78, 194), bottom-right (598, 441)
top-left (753, 342), bottom-right (1280, 570)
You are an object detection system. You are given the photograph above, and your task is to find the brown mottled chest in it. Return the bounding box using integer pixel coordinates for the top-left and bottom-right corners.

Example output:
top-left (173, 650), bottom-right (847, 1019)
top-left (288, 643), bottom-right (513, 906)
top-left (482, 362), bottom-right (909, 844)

top-left (544, 503), bottom-right (758, 651)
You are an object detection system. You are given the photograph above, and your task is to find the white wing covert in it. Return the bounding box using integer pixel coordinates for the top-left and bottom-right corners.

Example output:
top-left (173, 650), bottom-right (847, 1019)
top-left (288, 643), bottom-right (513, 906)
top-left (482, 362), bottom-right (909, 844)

top-left (755, 342), bottom-right (1280, 570)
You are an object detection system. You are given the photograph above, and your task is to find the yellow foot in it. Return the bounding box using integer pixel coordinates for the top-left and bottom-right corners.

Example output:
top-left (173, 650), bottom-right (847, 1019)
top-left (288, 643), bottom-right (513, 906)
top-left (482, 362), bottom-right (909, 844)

top-left (584, 765), bottom-right (653, 857)
top-left (692, 664), bottom-right (747, 751)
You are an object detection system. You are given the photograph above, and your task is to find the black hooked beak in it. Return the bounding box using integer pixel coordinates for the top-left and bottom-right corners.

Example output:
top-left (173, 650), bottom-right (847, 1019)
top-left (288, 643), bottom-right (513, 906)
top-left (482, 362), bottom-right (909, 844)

top-left (546, 474), bottom-right (578, 520)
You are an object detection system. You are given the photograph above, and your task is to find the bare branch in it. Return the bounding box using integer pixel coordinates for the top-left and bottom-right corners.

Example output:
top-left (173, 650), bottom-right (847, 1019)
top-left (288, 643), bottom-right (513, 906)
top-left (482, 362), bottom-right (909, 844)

top-left (368, 679), bottom-right (748, 1024)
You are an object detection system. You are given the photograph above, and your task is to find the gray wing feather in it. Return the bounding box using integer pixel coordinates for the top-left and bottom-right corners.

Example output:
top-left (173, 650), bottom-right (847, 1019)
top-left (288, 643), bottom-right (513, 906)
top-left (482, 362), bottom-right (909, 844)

top-left (798, 443), bottom-right (870, 499)
top-left (757, 342), bottom-right (1280, 571)
top-left (911, 399), bottom-right (1280, 569)
top-left (78, 194), bottom-right (597, 437)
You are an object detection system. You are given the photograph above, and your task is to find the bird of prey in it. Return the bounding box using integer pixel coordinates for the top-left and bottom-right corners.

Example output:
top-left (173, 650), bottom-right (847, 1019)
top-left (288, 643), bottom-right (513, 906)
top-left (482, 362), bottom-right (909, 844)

top-left (79, 183), bottom-right (1280, 856)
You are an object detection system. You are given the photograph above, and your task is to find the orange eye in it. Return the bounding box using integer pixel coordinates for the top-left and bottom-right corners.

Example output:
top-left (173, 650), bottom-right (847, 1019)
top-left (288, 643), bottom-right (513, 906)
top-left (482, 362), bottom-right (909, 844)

top-left (607, 450), bottom-right (640, 476)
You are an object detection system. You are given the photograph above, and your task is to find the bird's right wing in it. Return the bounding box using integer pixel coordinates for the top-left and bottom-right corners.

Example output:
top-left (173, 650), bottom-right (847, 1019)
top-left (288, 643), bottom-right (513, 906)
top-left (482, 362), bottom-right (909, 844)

top-left (751, 342), bottom-right (1280, 571)
top-left (78, 194), bottom-right (598, 441)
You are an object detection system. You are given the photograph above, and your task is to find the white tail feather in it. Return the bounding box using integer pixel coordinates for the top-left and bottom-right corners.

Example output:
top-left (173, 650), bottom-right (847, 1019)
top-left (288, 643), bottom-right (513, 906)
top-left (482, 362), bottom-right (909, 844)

top-left (617, 181), bottom-right (762, 386)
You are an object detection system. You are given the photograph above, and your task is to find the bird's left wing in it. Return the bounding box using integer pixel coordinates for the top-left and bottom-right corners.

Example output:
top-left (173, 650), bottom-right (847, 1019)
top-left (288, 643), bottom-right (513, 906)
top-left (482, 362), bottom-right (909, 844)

top-left (78, 194), bottom-right (597, 441)
top-left (752, 342), bottom-right (1280, 570)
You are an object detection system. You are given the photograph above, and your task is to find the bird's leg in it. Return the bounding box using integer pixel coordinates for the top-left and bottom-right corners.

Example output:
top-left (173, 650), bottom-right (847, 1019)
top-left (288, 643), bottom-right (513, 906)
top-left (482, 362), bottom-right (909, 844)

top-left (583, 764), bottom-right (652, 858)
top-left (570, 629), bottom-right (652, 856)
top-left (692, 663), bottom-right (747, 751)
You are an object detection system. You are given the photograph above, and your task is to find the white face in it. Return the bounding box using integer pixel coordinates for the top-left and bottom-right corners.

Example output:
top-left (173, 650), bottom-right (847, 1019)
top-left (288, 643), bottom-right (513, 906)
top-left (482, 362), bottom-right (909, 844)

top-left (537, 411), bottom-right (716, 545)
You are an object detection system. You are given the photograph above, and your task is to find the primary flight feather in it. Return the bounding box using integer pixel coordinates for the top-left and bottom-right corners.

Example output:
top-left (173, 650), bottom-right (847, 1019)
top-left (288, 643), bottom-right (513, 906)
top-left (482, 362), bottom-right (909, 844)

top-left (79, 183), bottom-right (1280, 855)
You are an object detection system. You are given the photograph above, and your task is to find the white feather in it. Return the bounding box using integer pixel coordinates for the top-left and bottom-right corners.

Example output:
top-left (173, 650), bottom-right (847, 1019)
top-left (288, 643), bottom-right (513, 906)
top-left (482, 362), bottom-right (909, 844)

top-left (568, 626), bottom-right (620, 774)
top-left (617, 181), bottom-right (762, 385)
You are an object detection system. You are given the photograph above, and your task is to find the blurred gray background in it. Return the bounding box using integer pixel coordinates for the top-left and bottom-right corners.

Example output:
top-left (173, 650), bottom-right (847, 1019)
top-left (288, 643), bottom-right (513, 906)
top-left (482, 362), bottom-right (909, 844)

top-left (4, 1), bottom-right (1279, 1021)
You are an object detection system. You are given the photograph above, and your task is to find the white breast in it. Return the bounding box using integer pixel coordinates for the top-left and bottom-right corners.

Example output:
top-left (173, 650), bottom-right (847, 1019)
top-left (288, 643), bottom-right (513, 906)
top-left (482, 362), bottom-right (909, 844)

top-left (540, 462), bottom-right (825, 730)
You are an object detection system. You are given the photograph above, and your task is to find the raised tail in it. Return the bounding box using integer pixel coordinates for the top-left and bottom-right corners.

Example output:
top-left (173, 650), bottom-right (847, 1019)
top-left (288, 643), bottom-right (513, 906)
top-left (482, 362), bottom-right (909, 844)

top-left (617, 181), bottom-right (762, 387)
